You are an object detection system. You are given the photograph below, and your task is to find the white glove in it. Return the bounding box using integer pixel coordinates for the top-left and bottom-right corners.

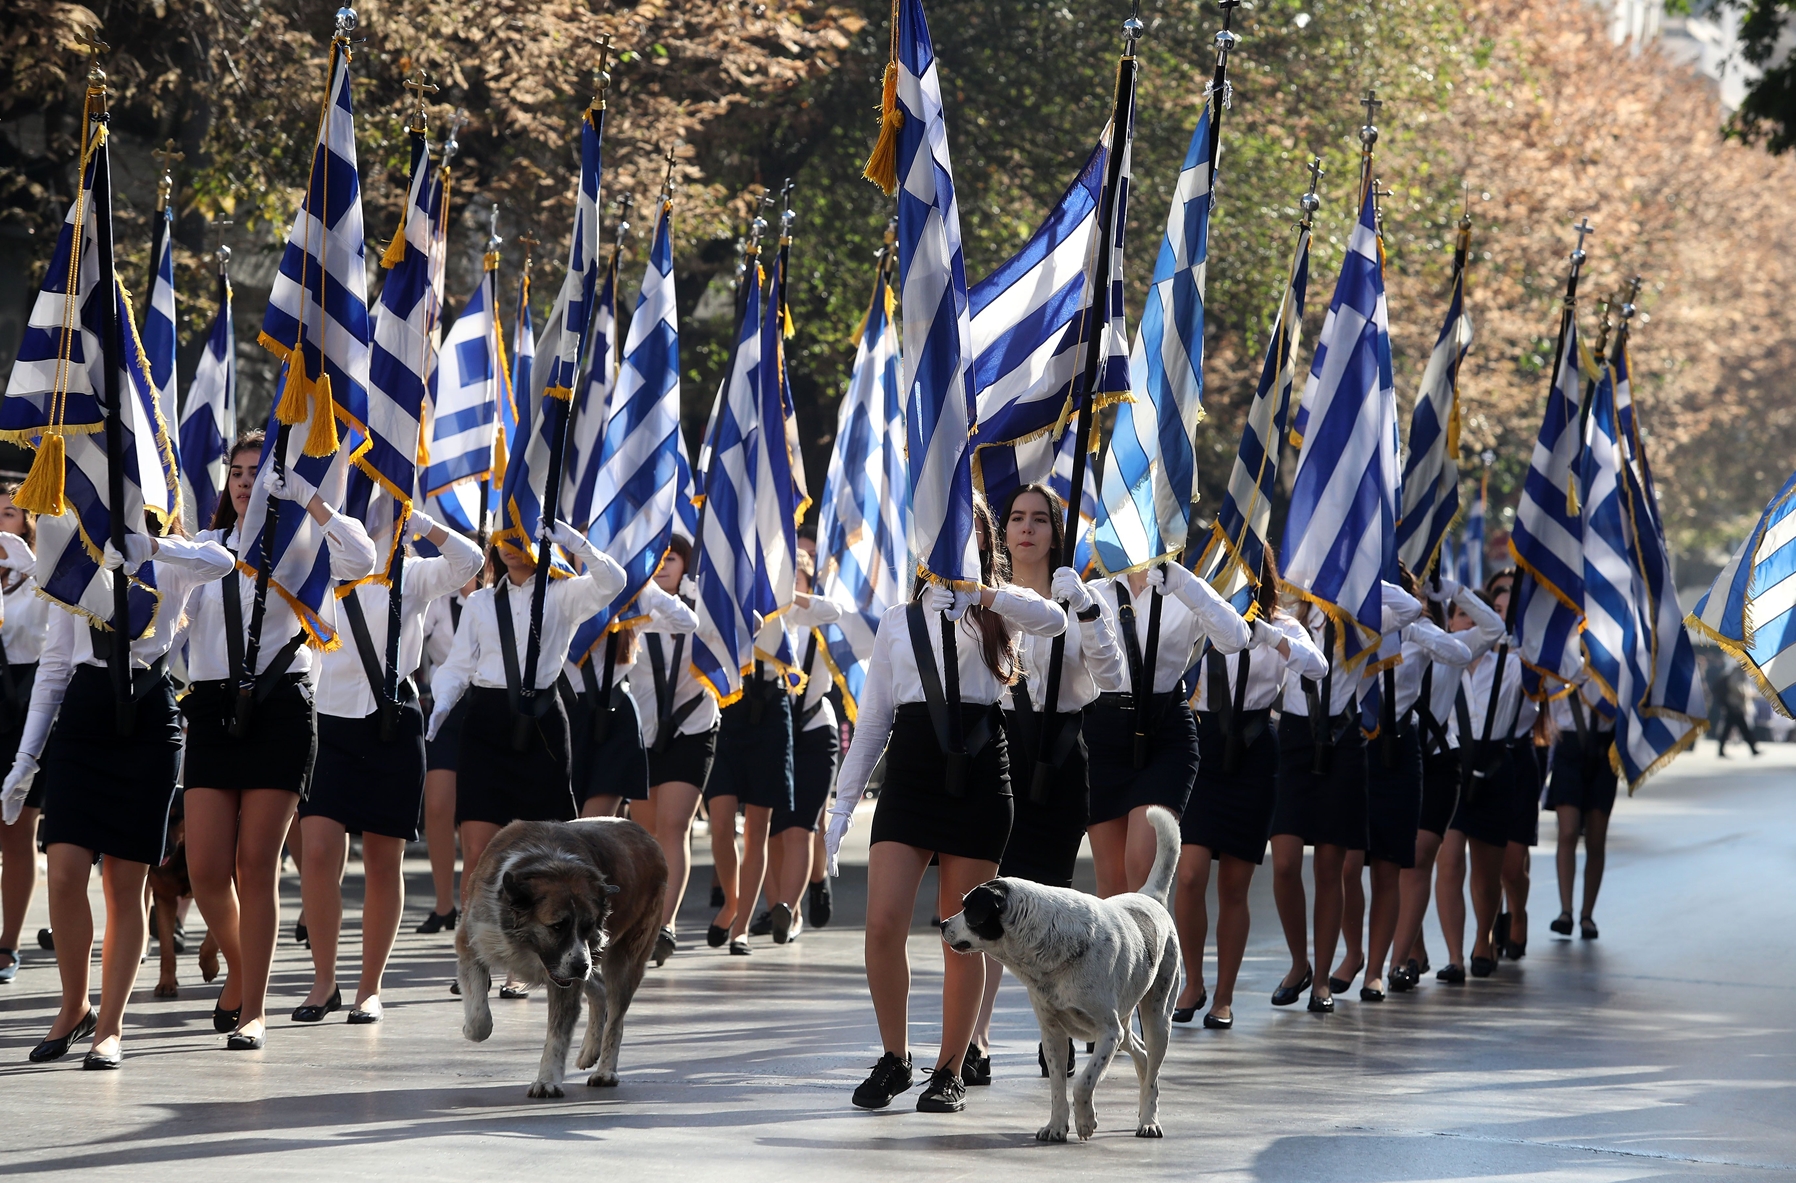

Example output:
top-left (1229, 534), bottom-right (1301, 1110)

top-left (425, 706), bottom-right (446, 743)
top-left (823, 807), bottom-right (853, 878)
top-left (102, 537), bottom-right (154, 574)
top-left (679, 575), bottom-right (699, 601)
top-left (924, 584), bottom-right (974, 620)
top-left (1145, 561), bottom-right (1198, 599)
top-left (0, 532), bottom-right (35, 573)
top-left (638, 580), bottom-right (677, 614)
top-left (267, 468), bottom-right (318, 506)
top-left (1250, 618), bottom-right (1283, 648)
top-left (2, 755), bottom-right (37, 826)
top-left (409, 508), bottom-right (440, 541)
top-left (1426, 575), bottom-right (1461, 603)
top-left (1052, 567), bottom-right (1096, 614)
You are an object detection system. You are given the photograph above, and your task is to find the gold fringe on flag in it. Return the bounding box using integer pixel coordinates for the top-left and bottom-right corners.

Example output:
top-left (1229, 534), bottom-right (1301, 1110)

top-left (15, 433), bottom-right (66, 516)
top-left (862, 2), bottom-right (904, 196)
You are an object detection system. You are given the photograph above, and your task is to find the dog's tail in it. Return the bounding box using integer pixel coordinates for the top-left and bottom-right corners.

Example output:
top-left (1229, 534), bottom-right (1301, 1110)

top-left (1138, 806), bottom-right (1181, 909)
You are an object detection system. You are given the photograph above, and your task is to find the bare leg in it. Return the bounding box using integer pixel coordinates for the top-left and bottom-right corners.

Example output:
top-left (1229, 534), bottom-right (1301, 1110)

top-left (184, 788), bottom-right (245, 1013)
top-left (763, 828), bottom-right (786, 909)
top-left (1436, 829), bottom-right (1469, 968)
top-left (299, 815), bottom-right (349, 1007)
top-left (284, 813), bottom-right (304, 930)
top-left (710, 795), bottom-right (741, 930)
top-left (935, 854), bottom-right (998, 1073)
top-left (422, 769), bottom-right (458, 914)
top-left (357, 833), bottom-right (407, 1007)
top-left (729, 804), bottom-right (774, 941)
top-left (1173, 844), bottom-right (1211, 1010)
top-left (1555, 805), bottom-right (1580, 918)
top-left (972, 954), bottom-right (1003, 1050)
top-left (774, 827), bottom-right (814, 908)
top-left (1212, 855), bottom-right (1256, 1017)
top-left (1467, 837), bottom-right (1504, 961)
top-left (864, 841), bottom-right (931, 1057)
top-left (1334, 848), bottom-right (1366, 982)
top-left (0, 806), bottom-right (41, 967)
top-left (93, 857), bottom-right (151, 1052)
top-left (458, 820), bottom-right (503, 912)
top-left (1580, 809), bottom-right (1610, 922)
top-left (649, 781), bottom-right (703, 928)
top-left (1364, 857), bottom-right (1401, 990)
top-left (1393, 829), bottom-right (1443, 972)
top-left (810, 826), bottom-right (828, 885)
top-left (1269, 834), bottom-right (1311, 988)
top-left (234, 789), bottom-right (300, 1037)
top-left (42, 844), bottom-right (95, 1037)
top-left (581, 794), bottom-right (623, 819)
top-left (1501, 843), bottom-right (1530, 948)
top-left (1311, 844), bottom-right (1347, 1002)
top-left (1087, 818), bottom-right (1130, 899)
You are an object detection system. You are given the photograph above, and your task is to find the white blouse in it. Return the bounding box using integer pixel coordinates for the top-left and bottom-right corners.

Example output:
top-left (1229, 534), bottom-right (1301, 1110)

top-left (315, 529), bottom-right (483, 719)
top-left (1451, 645), bottom-right (1539, 747)
top-left (1419, 589), bottom-right (1508, 730)
top-left (564, 582), bottom-right (697, 693)
top-left (0, 532), bottom-right (47, 665)
top-left (1189, 613), bottom-right (1328, 712)
top-left (630, 596), bottom-right (716, 749)
top-left (426, 554), bottom-right (628, 733)
top-left (1093, 575), bottom-right (1250, 695)
top-left (1548, 646), bottom-right (1612, 732)
top-left (830, 588), bottom-right (1066, 818)
top-left (186, 514), bottom-right (379, 680)
top-left (1011, 587), bottom-right (1124, 712)
top-left (1280, 581), bottom-right (1424, 717)
top-left (786, 593), bottom-right (848, 733)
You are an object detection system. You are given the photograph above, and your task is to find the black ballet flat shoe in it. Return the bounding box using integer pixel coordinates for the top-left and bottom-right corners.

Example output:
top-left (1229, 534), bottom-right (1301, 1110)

top-left (807, 878), bottom-right (833, 928)
top-left (499, 983), bottom-right (530, 999)
top-left (747, 910), bottom-right (774, 937)
top-left (1307, 991), bottom-right (1334, 1014)
top-left (291, 986), bottom-right (342, 1024)
top-left (1388, 965), bottom-right (1417, 993)
top-left (346, 998), bottom-right (383, 1025)
top-left (1202, 1010), bottom-right (1233, 1030)
top-left (28, 1010), bottom-right (96, 1063)
top-left (1327, 957), bottom-right (1365, 995)
top-left (1437, 963), bottom-right (1466, 984)
top-left (1580, 917), bottom-right (1599, 941)
top-left (415, 908), bottom-right (458, 935)
top-left (1415, 956), bottom-right (1431, 975)
top-left (1360, 984), bottom-right (1385, 1002)
top-left (1037, 1038), bottom-right (1076, 1078)
top-left (212, 1004), bottom-right (242, 1034)
top-left (652, 927), bottom-right (676, 966)
top-left (1550, 911), bottom-right (1574, 936)
top-left (1469, 955), bottom-right (1498, 978)
top-left (83, 1045), bottom-right (122, 1070)
top-left (706, 923), bottom-right (729, 948)
top-left (1492, 913), bottom-right (1510, 956)
top-left (36, 928), bottom-right (53, 951)
top-left (294, 920), bottom-right (309, 946)
top-left (1503, 939), bottom-right (1527, 960)
top-left (1271, 966), bottom-right (1313, 1007)
top-left (1172, 1007), bottom-right (1198, 1024)
top-left (728, 936), bottom-right (752, 956)
top-left (226, 1028), bottom-right (264, 1051)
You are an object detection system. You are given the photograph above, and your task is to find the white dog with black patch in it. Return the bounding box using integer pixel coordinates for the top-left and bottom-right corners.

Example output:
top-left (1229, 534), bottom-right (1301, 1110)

top-left (940, 805), bottom-right (1181, 1142)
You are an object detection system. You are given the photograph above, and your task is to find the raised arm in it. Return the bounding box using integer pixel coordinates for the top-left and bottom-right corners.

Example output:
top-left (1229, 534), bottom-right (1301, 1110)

top-left (1380, 580), bottom-right (1424, 633)
top-left (637, 580), bottom-right (699, 634)
top-left (1404, 616), bottom-right (1474, 666)
top-left (1151, 562), bottom-right (1251, 653)
top-left (1272, 612), bottom-right (1329, 682)
top-left (986, 584), bottom-right (1067, 638)
top-left (1433, 576), bottom-right (1506, 660)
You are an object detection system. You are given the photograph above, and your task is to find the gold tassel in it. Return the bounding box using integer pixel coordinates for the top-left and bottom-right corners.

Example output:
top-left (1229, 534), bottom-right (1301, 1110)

top-left (15, 433), bottom-right (67, 516)
top-left (275, 356), bottom-right (311, 426)
top-left (1566, 482), bottom-right (1580, 517)
top-left (303, 376), bottom-right (339, 457)
top-left (380, 215), bottom-right (408, 269)
top-left (782, 301), bottom-right (795, 339)
top-left (862, 62), bottom-right (903, 196)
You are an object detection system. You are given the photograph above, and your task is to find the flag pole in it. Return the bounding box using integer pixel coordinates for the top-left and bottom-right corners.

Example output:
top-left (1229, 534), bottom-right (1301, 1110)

top-left (1031, 3), bottom-right (1144, 799)
top-left (478, 203), bottom-right (502, 554)
top-left (516, 35), bottom-right (613, 750)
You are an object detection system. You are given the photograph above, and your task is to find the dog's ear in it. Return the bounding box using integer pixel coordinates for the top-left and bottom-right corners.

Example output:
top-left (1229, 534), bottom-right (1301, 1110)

top-left (961, 882), bottom-right (1009, 941)
top-left (500, 870), bottom-right (536, 913)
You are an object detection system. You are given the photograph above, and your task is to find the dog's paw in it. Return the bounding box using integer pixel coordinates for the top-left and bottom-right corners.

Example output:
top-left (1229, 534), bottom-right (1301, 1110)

top-left (575, 1049), bottom-right (598, 1071)
top-left (198, 952), bottom-right (220, 982)
top-left (526, 1081), bottom-right (565, 1099)
top-left (1036, 1123), bottom-right (1069, 1143)
top-left (1135, 1122), bottom-right (1163, 1139)
top-left (154, 981), bottom-right (178, 999)
top-left (462, 1013), bottom-right (493, 1043)
top-left (585, 1070), bottom-right (618, 1088)
top-left (1075, 1111), bottom-right (1098, 1141)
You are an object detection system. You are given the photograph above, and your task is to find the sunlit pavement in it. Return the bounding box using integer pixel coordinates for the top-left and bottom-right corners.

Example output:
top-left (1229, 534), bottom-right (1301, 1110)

top-left (2, 741), bottom-right (1791, 1180)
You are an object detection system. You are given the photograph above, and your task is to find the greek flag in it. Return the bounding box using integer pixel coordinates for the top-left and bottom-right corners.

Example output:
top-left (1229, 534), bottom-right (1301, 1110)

top-left (505, 271), bottom-right (533, 484)
top-left (569, 199), bottom-right (682, 665)
top-left (1198, 222), bottom-right (1311, 610)
top-left (672, 439), bottom-right (698, 542)
top-left (1096, 100), bottom-right (1213, 579)
top-left (1395, 258), bottom-right (1473, 575)
top-left (1279, 184), bottom-right (1398, 668)
top-left (751, 246), bottom-right (810, 685)
top-left (145, 203), bottom-right (180, 441)
top-left (1463, 469), bottom-right (1487, 588)
top-left (1, 132), bottom-right (180, 637)
top-left (242, 37), bottom-right (369, 645)
top-left (422, 268), bottom-right (507, 534)
top-left (691, 262), bottom-right (766, 705)
top-left (816, 259), bottom-right (907, 717)
top-left (1578, 363), bottom-right (1648, 756)
top-left (1691, 462), bottom-right (1796, 718)
top-left (562, 255), bottom-right (618, 532)
top-left (179, 265), bottom-right (236, 531)
top-left (1510, 320), bottom-right (1586, 691)
top-left (970, 136), bottom-right (1107, 485)
top-left (893, 0), bottom-right (979, 587)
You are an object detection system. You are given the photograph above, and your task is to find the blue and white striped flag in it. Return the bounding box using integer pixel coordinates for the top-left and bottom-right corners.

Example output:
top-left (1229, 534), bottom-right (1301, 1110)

top-left (671, 437), bottom-right (698, 543)
top-left (816, 258), bottom-right (908, 717)
top-left (179, 263), bottom-right (236, 531)
top-left (891, 0), bottom-right (979, 587)
top-left (1510, 319), bottom-right (1587, 692)
top-left (145, 202), bottom-right (180, 443)
top-left (691, 262), bottom-right (766, 705)
top-left (569, 198), bottom-right (683, 665)
top-left (1464, 469), bottom-right (1487, 589)
top-left (1578, 362), bottom-right (1649, 764)
top-left (1097, 99), bottom-right (1214, 579)
top-left (750, 244), bottom-right (809, 685)
top-left (423, 265), bottom-right (508, 535)
top-left (562, 254), bottom-right (618, 532)
top-left (1279, 184), bottom-right (1398, 669)
top-left (244, 36), bottom-right (369, 645)
top-left (1198, 221), bottom-right (1311, 610)
top-left (1395, 253), bottom-right (1473, 575)
top-left (502, 269), bottom-right (533, 510)
top-left (1691, 463), bottom-right (1796, 719)
top-left (1, 130), bottom-right (181, 637)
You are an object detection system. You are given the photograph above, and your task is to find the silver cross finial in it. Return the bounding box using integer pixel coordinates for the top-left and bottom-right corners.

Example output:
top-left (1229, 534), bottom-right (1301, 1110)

top-left (1571, 216), bottom-right (1594, 263)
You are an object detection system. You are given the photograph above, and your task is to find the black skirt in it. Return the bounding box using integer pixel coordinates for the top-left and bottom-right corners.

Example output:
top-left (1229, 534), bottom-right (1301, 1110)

top-left (870, 703), bottom-right (1012, 863)
top-left (1272, 713), bottom-right (1369, 849)
top-left (0, 662), bottom-right (42, 810)
top-left (39, 665), bottom-right (181, 865)
top-left (1447, 742), bottom-right (1514, 848)
top-left (1183, 709), bottom-right (1277, 865)
top-left (301, 702), bottom-right (427, 840)
top-left (453, 686), bottom-right (576, 826)
top-left (1365, 720), bottom-right (1423, 867)
top-left (704, 689), bottom-right (794, 810)
top-left (775, 720), bottom-right (839, 834)
top-left (564, 682), bottom-right (650, 804)
top-left (1546, 730), bottom-right (1619, 814)
top-left (1418, 747), bottom-right (1461, 837)
top-left (425, 696), bottom-right (468, 773)
top-left (647, 724), bottom-right (717, 790)
top-left (1510, 742), bottom-right (1544, 846)
top-left (1084, 693), bottom-right (1200, 825)
top-left (998, 707), bottom-right (1089, 888)
top-left (182, 676), bottom-right (318, 797)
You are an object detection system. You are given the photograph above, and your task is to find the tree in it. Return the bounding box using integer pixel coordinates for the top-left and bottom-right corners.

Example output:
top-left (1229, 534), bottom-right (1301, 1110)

top-left (1718, 0), bottom-right (1796, 153)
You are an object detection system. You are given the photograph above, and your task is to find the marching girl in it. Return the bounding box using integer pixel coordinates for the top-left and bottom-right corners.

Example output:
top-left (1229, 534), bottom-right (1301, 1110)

top-left (1268, 580), bottom-right (1419, 1013)
top-left (425, 519), bottom-right (627, 911)
top-left (1545, 648), bottom-right (1615, 941)
top-left (1346, 566), bottom-right (1475, 1002)
top-left (758, 545), bottom-right (846, 946)
top-left (1388, 576), bottom-right (1505, 990)
top-left (625, 535), bottom-right (711, 965)
top-left (1084, 558), bottom-right (1251, 899)
top-left (1175, 548), bottom-right (1325, 1029)
top-left (825, 495), bottom-right (1065, 1113)
top-left (292, 508), bottom-right (481, 1024)
top-left (0, 485), bottom-right (45, 983)
top-left (2, 519), bottom-right (235, 1066)
top-left (1434, 572), bottom-right (1535, 980)
top-left (184, 435), bottom-right (378, 1050)
top-left (415, 572), bottom-right (478, 934)
top-left (966, 482), bottom-right (1121, 1081)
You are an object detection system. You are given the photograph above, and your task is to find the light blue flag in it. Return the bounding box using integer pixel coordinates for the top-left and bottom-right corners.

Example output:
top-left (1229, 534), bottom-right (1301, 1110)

top-left (179, 260), bottom-right (236, 531)
top-left (1691, 462), bottom-right (1796, 720)
top-left (1279, 183), bottom-right (1398, 671)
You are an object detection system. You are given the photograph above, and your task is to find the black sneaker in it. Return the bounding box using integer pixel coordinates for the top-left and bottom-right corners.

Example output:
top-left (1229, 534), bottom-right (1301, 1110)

top-left (748, 910), bottom-right (774, 937)
top-left (807, 879), bottom-right (833, 928)
top-left (851, 1051), bottom-right (914, 1109)
top-left (960, 1045), bottom-right (991, 1086)
top-left (916, 1066), bottom-right (967, 1112)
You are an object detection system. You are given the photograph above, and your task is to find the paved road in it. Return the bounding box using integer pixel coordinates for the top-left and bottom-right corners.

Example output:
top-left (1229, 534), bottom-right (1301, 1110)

top-left (1, 743), bottom-right (1791, 1180)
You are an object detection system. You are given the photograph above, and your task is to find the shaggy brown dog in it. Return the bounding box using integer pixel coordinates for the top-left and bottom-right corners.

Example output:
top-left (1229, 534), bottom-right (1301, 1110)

top-left (457, 817), bottom-right (668, 1097)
